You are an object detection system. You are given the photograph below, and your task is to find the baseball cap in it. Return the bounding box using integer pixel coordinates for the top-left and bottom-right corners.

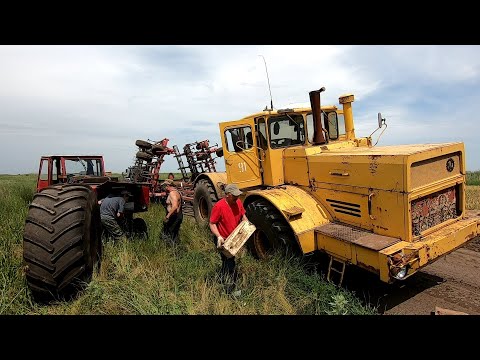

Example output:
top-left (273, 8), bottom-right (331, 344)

top-left (224, 183), bottom-right (242, 196)
top-left (121, 190), bottom-right (132, 197)
top-left (160, 178), bottom-right (175, 187)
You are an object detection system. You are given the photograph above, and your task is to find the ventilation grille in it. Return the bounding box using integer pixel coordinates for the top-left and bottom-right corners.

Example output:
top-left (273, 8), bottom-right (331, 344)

top-left (411, 186), bottom-right (459, 236)
top-left (326, 199), bottom-right (361, 218)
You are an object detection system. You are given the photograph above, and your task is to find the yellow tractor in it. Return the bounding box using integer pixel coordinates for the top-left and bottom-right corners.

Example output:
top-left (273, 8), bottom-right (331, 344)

top-left (191, 87), bottom-right (480, 284)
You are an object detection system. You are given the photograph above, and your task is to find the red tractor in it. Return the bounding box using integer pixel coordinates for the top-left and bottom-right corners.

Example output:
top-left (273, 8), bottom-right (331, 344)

top-left (23, 155), bottom-right (150, 302)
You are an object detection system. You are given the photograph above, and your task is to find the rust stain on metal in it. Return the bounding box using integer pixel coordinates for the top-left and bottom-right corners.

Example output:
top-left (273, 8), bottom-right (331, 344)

top-left (391, 253), bottom-right (403, 264)
top-left (357, 261), bottom-right (379, 274)
top-left (315, 222), bottom-right (400, 250)
top-left (341, 155), bottom-right (352, 165)
top-left (368, 155), bottom-right (380, 175)
top-left (389, 251), bottom-right (418, 267)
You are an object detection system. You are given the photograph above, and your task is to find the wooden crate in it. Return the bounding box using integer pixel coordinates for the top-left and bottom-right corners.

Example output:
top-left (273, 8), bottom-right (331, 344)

top-left (219, 220), bottom-right (256, 258)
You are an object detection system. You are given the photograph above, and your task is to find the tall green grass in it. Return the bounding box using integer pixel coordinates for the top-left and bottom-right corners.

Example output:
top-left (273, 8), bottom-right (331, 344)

top-left (2, 171), bottom-right (480, 315)
top-left (0, 174), bottom-right (377, 315)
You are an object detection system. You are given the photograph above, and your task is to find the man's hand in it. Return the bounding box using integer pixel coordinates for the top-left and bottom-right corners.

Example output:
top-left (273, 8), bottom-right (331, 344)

top-left (163, 216), bottom-right (169, 223)
top-left (217, 236), bottom-right (224, 249)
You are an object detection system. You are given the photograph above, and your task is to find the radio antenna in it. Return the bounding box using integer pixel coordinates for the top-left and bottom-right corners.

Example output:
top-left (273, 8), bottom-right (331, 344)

top-left (258, 55), bottom-right (273, 110)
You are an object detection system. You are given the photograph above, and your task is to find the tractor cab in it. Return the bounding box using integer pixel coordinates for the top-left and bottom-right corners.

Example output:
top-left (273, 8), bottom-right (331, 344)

top-left (219, 91), bottom-right (357, 188)
top-left (36, 155), bottom-right (109, 192)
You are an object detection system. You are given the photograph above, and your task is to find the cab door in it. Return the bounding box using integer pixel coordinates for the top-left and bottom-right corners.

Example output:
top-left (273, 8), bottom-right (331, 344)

top-left (222, 120), bottom-right (262, 188)
top-left (37, 157), bottom-right (50, 192)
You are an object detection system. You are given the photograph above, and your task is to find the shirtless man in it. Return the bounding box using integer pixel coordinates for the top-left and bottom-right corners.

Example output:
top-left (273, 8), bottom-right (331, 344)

top-left (160, 179), bottom-right (183, 245)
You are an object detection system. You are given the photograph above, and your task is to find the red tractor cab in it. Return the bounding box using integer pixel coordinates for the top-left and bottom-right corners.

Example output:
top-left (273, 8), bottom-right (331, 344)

top-left (24, 155), bottom-right (150, 302)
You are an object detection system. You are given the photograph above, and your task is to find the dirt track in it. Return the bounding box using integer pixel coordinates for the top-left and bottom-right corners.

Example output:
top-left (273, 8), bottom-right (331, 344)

top-left (336, 236), bottom-right (480, 315)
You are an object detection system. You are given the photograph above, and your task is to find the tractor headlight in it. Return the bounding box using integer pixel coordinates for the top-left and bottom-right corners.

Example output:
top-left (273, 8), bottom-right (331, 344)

top-left (391, 265), bottom-right (408, 280)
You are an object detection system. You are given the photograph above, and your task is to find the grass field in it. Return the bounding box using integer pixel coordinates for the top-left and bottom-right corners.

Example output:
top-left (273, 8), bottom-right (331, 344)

top-left (1, 172), bottom-right (479, 315)
top-left (0, 174), bottom-right (377, 315)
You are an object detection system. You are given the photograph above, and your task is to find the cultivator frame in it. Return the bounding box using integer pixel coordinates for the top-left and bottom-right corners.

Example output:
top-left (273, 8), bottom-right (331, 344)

top-left (172, 140), bottom-right (222, 217)
top-left (126, 137), bottom-right (223, 217)
top-left (126, 138), bottom-right (175, 201)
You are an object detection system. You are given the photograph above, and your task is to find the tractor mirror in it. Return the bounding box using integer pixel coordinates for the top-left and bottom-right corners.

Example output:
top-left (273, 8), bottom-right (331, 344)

top-left (378, 113), bottom-right (383, 128)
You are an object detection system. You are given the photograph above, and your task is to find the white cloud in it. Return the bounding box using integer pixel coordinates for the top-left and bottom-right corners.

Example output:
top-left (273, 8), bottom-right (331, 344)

top-left (1, 45), bottom-right (480, 175)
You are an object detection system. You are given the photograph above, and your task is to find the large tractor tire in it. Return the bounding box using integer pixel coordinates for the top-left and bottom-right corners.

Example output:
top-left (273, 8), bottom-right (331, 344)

top-left (136, 151), bottom-right (153, 161)
top-left (193, 179), bottom-right (218, 227)
top-left (136, 139), bottom-right (152, 150)
top-left (245, 198), bottom-right (299, 259)
top-left (23, 184), bottom-right (102, 302)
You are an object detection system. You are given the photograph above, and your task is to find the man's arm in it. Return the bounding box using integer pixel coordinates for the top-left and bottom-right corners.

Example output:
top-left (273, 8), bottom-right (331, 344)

top-left (210, 222), bottom-right (224, 248)
top-left (117, 198), bottom-right (125, 218)
top-left (209, 222), bottom-right (221, 238)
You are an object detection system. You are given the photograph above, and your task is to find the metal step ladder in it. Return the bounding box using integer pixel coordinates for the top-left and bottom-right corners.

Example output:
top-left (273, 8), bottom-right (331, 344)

top-left (173, 145), bottom-right (189, 180)
top-left (327, 256), bottom-right (346, 286)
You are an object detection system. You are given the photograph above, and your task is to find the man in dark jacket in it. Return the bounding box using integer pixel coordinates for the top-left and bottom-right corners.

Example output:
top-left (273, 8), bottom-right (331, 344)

top-left (100, 190), bottom-right (131, 242)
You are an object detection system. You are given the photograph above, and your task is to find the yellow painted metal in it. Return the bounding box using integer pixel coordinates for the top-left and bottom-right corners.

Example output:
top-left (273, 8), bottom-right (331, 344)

top-left (262, 148), bottom-right (285, 186)
top-left (315, 212), bottom-right (480, 282)
top-left (283, 148), bottom-right (310, 186)
top-left (245, 185), bottom-right (329, 253)
top-left (317, 234), bottom-right (353, 261)
top-left (219, 119), bottom-right (263, 188)
top-left (339, 94), bottom-right (355, 140)
top-left (296, 231), bottom-right (316, 254)
top-left (405, 142), bottom-right (465, 191)
top-left (306, 143), bottom-right (465, 241)
top-left (213, 90), bottom-right (479, 284)
top-left (377, 212), bottom-right (480, 282)
top-left (195, 172), bottom-right (227, 198)
top-left (410, 152), bottom-right (461, 189)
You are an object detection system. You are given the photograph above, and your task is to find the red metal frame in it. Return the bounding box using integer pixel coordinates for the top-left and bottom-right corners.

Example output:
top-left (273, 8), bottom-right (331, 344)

top-left (36, 155), bottom-right (105, 192)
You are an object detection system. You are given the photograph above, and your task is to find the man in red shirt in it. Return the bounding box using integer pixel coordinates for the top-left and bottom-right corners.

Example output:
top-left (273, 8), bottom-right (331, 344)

top-left (209, 183), bottom-right (248, 292)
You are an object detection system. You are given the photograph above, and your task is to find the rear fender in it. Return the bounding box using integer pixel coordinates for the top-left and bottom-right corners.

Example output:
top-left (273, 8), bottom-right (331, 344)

top-left (244, 185), bottom-right (330, 254)
top-left (194, 172), bottom-right (227, 199)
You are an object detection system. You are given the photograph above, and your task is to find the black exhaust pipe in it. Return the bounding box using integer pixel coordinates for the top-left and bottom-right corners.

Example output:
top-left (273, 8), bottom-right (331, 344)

top-left (309, 87), bottom-right (326, 145)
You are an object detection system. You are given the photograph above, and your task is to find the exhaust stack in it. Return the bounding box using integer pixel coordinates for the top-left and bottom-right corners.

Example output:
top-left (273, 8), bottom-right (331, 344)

top-left (339, 94), bottom-right (355, 140)
top-left (309, 87), bottom-right (326, 145)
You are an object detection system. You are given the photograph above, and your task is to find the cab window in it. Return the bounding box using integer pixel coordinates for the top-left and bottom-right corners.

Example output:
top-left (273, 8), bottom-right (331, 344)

top-left (224, 126), bottom-right (253, 152)
top-left (65, 158), bottom-right (102, 176)
top-left (306, 111), bottom-right (342, 142)
top-left (268, 114), bottom-right (304, 149)
top-left (337, 113), bottom-right (346, 136)
top-left (326, 112), bottom-right (339, 140)
top-left (257, 118), bottom-right (268, 150)
top-left (39, 159), bottom-right (49, 180)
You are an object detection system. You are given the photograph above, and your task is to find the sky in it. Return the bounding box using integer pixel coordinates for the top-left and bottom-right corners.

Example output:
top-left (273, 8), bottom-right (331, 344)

top-left (1, 45), bottom-right (480, 175)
